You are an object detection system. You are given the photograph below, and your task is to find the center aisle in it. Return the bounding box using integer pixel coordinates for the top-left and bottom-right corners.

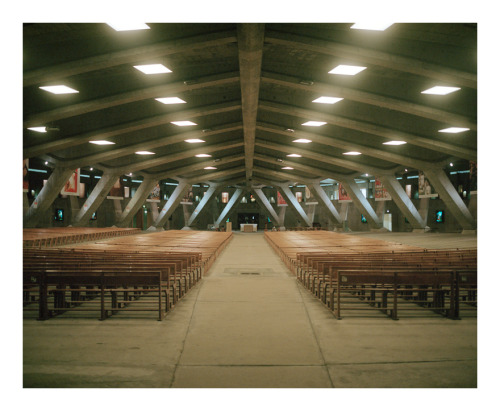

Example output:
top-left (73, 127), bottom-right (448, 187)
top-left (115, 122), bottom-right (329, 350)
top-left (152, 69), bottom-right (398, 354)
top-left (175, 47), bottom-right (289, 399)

top-left (171, 231), bottom-right (334, 388)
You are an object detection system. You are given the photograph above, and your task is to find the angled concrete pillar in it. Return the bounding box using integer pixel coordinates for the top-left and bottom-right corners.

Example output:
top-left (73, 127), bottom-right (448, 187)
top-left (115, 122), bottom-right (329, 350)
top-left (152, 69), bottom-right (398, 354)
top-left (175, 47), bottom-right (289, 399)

top-left (149, 181), bottom-right (191, 230)
top-left (215, 188), bottom-right (245, 228)
top-left (251, 188), bottom-right (281, 227)
top-left (341, 178), bottom-right (382, 229)
top-left (23, 192), bottom-right (30, 217)
top-left (379, 175), bottom-right (427, 231)
top-left (308, 183), bottom-right (342, 225)
top-left (277, 184), bottom-right (312, 227)
top-left (186, 183), bottom-right (220, 227)
top-left (72, 172), bottom-right (122, 227)
top-left (116, 178), bottom-right (158, 228)
top-left (423, 168), bottom-right (476, 231)
top-left (24, 167), bottom-right (76, 228)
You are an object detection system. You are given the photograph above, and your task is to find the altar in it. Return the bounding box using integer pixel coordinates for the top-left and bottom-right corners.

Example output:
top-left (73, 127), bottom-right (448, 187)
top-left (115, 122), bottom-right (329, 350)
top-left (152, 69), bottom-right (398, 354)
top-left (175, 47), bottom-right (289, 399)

top-left (240, 224), bottom-right (258, 232)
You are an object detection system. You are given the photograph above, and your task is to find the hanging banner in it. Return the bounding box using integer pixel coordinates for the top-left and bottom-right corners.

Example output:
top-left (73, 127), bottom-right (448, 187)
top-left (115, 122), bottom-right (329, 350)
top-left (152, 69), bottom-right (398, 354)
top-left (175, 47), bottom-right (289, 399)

top-left (305, 186), bottom-right (318, 205)
top-left (338, 183), bottom-right (352, 202)
top-left (418, 171), bottom-right (438, 198)
top-left (374, 179), bottom-right (392, 201)
top-left (61, 169), bottom-right (80, 196)
top-left (295, 191), bottom-right (303, 202)
top-left (107, 177), bottom-right (124, 199)
top-left (146, 183), bottom-right (161, 202)
top-left (277, 191), bottom-right (287, 206)
top-left (181, 190), bottom-right (194, 205)
top-left (23, 159), bottom-right (29, 192)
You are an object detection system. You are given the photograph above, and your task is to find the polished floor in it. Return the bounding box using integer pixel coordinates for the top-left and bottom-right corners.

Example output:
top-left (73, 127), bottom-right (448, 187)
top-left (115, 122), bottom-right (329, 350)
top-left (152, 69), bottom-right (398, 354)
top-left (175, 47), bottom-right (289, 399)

top-left (22, 230), bottom-right (478, 391)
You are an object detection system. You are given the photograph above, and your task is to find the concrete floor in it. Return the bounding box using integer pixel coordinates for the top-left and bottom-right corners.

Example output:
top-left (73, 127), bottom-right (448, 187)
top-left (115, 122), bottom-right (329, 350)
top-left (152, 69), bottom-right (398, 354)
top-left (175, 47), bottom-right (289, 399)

top-left (23, 231), bottom-right (477, 389)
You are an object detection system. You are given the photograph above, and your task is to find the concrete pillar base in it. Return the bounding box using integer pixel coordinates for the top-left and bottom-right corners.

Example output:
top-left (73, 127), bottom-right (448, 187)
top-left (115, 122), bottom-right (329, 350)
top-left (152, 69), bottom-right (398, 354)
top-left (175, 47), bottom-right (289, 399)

top-left (181, 226), bottom-right (194, 230)
top-left (147, 226), bottom-right (164, 232)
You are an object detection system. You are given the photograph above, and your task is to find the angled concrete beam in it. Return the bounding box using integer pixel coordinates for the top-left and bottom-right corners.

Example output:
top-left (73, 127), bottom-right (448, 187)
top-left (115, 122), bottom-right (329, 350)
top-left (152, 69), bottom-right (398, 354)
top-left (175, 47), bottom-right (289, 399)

top-left (265, 30), bottom-right (477, 89)
top-left (237, 23), bottom-right (265, 181)
top-left (115, 178), bottom-right (159, 228)
top-left (308, 183), bottom-right (343, 225)
top-left (25, 73), bottom-right (240, 128)
top-left (341, 178), bottom-right (382, 228)
top-left (72, 172), bottom-right (122, 226)
top-left (215, 188), bottom-right (246, 228)
top-left (423, 168), bottom-right (476, 231)
top-left (24, 102), bottom-right (241, 159)
top-left (251, 187), bottom-right (281, 226)
top-left (186, 183), bottom-right (221, 227)
top-left (186, 167), bottom-right (246, 184)
top-left (23, 167), bottom-right (76, 228)
top-left (150, 181), bottom-right (192, 230)
top-left (24, 30), bottom-right (237, 87)
top-left (259, 102), bottom-right (477, 161)
top-left (378, 175), bottom-right (426, 230)
top-left (276, 184), bottom-right (312, 227)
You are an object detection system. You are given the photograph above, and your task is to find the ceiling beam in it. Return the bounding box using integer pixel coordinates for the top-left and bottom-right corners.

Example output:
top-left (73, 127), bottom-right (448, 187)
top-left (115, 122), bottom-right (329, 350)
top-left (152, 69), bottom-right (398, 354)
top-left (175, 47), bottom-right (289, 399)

top-left (24, 30), bottom-right (238, 87)
top-left (259, 101), bottom-right (477, 160)
top-left (265, 30), bottom-right (477, 89)
top-left (24, 72), bottom-right (240, 128)
top-left (261, 72), bottom-right (476, 130)
top-left (24, 102), bottom-right (241, 159)
top-left (237, 23), bottom-right (265, 181)
top-left (185, 166), bottom-right (246, 183)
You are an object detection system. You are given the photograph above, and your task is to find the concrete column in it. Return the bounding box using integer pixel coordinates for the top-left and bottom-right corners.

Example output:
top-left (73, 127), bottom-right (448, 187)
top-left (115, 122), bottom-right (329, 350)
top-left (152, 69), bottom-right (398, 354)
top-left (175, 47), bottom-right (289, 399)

top-left (308, 183), bottom-right (342, 225)
top-left (341, 178), bottom-right (382, 229)
top-left (24, 167), bottom-right (76, 228)
top-left (68, 195), bottom-right (81, 224)
top-left (23, 192), bottom-right (30, 217)
top-left (113, 199), bottom-right (123, 220)
top-left (149, 181), bottom-right (191, 230)
top-left (251, 188), bottom-right (281, 227)
top-left (277, 184), bottom-right (312, 227)
top-left (215, 188), bottom-right (245, 228)
top-left (424, 168), bottom-right (476, 231)
top-left (116, 178), bottom-right (158, 228)
top-left (72, 172), bottom-right (122, 227)
top-left (379, 175), bottom-right (427, 231)
top-left (186, 183), bottom-right (220, 227)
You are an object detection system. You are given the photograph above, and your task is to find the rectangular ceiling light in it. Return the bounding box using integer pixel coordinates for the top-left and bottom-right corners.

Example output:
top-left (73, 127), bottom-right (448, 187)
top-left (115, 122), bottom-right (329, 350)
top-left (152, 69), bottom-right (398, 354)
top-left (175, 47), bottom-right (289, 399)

top-left (195, 154), bottom-right (212, 157)
top-left (286, 154), bottom-right (302, 157)
top-left (282, 167), bottom-right (294, 170)
top-left (422, 86), bottom-right (461, 95)
top-left (312, 96), bottom-right (344, 104)
top-left (293, 139), bottom-right (312, 143)
top-left (383, 141), bottom-right (407, 145)
top-left (438, 127), bottom-right (470, 133)
top-left (39, 85), bottom-right (79, 94)
top-left (107, 23), bottom-right (150, 31)
top-left (328, 65), bottom-right (367, 76)
top-left (302, 121), bottom-right (327, 127)
top-left (204, 166), bottom-right (217, 170)
top-left (134, 64), bottom-right (172, 74)
top-left (28, 127), bottom-right (47, 133)
top-left (135, 151), bottom-right (155, 155)
top-left (89, 140), bottom-right (115, 145)
top-left (171, 121), bottom-right (197, 126)
top-left (350, 23), bottom-right (393, 31)
top-left (155, 97), bottom-right (185, 104)
top-left (185, 139), bottom-right (205, 143)
top-left (343, 151), bottom-right (362, 155)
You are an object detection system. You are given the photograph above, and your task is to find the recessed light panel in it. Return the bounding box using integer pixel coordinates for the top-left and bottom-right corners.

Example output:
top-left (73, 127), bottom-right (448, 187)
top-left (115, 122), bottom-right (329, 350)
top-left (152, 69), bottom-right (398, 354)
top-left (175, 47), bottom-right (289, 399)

top-left (422, 86), bottom-right (461, 95)
top-left (135, 151), bottom-right (155, 155)
top-left (89, 140), bottom-right (115, 145)
top-left (350, 23), bottom-right (393, 31)
top-left (312, 96), bottom-right (344, 104)
top-left (286, 154), bottom-right (302, 157)
top-left (28, 127), bottom-right (47, 133)
top-left (195, 154), bottom-right (212, 158)
top-left (185, 139), bottom-right (205, 143)
top-left (328, 65), bottom-right (367, 76)
top-left (204, 166), bottom-right (217, 170)
top-left (134, 64), bottom-right (172, 74)
top-left (107, 23), bottom-right (150, 31)
top-left (282, 167), bottom-right (294, 170)
top-left (438, 127), bottom-right (470, 133)
top-left (293, 139), bottom-right (312, 143)
top-left (383, 141), bottom-right (407, 145)
top-left (155, 97), bottom-right (185, 104)
top-left (39, 85), bottom-right (79, 94)
top-left (343, 151), bottom-right (361, 155)
top-left (302, 121), bottom-right (327, 127)
top-left (171, 121), bottom-right (197, 126)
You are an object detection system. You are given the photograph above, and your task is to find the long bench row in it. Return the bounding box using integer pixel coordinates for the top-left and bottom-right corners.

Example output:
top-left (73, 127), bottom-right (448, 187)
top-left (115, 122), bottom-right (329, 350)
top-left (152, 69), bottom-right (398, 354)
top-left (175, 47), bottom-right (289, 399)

top-left (23, 227), bottom-right (141, 248)
top-left (23, 230), bottom-right (233, 321)
top-left (265, 231), bottom-right (477, 320)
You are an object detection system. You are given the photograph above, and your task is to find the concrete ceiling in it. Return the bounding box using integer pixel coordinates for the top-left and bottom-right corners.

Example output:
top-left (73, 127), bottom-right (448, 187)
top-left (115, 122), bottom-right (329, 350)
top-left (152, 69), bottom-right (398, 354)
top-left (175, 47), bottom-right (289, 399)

top-left (23, 23), bottom-right (476, 186)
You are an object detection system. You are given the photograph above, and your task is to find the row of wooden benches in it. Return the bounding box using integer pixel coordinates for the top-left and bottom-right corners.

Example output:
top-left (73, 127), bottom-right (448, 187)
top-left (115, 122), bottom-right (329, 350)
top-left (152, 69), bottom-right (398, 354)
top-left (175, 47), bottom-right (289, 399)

top-left (23, 227), bottom-right (141, 248)
top-left (265, 231), bottom-right (477, 320)
top-left (23, 231), bottom-right (233, 321)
